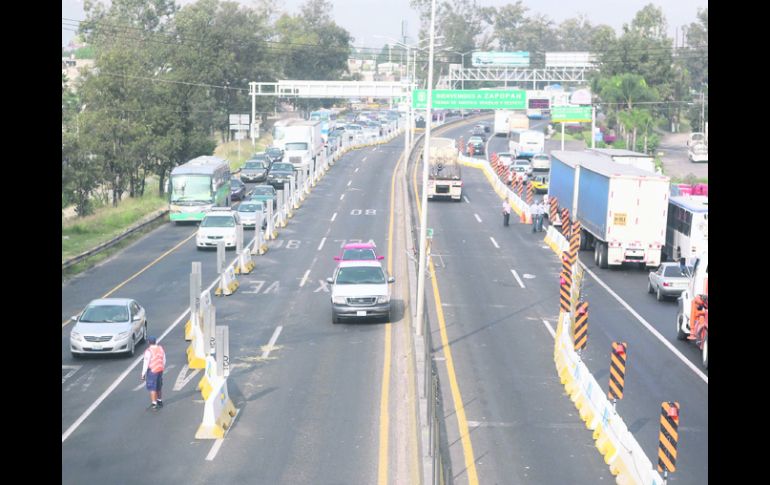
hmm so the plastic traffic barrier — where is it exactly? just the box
[195,356,237,440]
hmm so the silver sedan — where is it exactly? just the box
[648,263,692,301]
[69,298,148,358]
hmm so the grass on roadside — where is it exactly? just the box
[61,216,171,280]
[550,131,585,142]
[62,180,167,262]
[214,133,273,171]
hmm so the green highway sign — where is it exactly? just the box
[413,89,526,110]
[426,228,434,239]
[551,105,592,122]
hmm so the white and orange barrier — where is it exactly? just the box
[554,312,664,485]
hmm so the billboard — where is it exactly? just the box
[545,52,596,68]
[472,51,530,67]
[528,98,550,109]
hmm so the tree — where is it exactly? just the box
[79,0,179,204]
[684,8,708,88]
[487,1,528,50]
[598,74,658,146]
[274,0,352,82]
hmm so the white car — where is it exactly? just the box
[688,143,708,163]
[497,152,514,168]
[327,261,395,323]
[511,159,533,176]
[345,124,364,141]
[69,298,147,358]
[196,208,241,249]
[236,201,266,229]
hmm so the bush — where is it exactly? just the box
[634,133,660,154]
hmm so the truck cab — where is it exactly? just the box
[676,252,708,368]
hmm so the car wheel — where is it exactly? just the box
[594,243,600,265]
[127,336,135,357]
[648,281,654,294]
[676,313,687,340]
[656,287,664,302]
[701,332,708,369]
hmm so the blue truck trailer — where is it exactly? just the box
[549,151,670,269]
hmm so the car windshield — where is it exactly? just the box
[251,187,274,195]
[266,148,282,157]
[238,203,263,212]
[244,161,265,169]
[285,142,308,151]
[79,305,129,323]
[201,215,235,227]
[342,249,376,260]
[272,163,294,172]
[335,266,386,285]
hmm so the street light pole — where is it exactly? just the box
[415,0,438,337]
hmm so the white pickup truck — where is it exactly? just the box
[686,132,708,163]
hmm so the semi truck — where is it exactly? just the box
[427,137,462,201]
[494,110,529,136]
[272,119,323,177]
[676,251,708,369]
[549,150,670,269]
[587,148,657,174]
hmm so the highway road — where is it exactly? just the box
[434,124,705,484]
[62,115,707,484]
[62,134,419,484]
[410,117,613,484]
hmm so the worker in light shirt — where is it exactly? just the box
[141,336,166,409]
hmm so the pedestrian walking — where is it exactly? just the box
[502,200,511,227]
[537,200,548,232]
[531,200,541,233]
[141,336,166,409]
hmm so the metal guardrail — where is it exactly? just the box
[62,209,170,270]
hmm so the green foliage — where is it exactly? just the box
[74,46,95,59]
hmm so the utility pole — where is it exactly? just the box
[415,0,438,337]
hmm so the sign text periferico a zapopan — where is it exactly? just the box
[412,89,526,110]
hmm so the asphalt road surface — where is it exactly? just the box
[62,136,418,484]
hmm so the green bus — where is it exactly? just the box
[168,156,231,222]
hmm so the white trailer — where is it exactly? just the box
[587,148,657,174]
[272,119,323,176]
[550,150,670,268]
[494,110,529,136]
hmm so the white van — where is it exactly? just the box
[509,130,545,158]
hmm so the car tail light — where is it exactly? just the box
[663,282,671,287]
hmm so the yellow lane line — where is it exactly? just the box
[62,229,197,328]
[378,150,404,485]
[412,132,479,484]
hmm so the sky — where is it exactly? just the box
[63,0,707,49]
